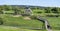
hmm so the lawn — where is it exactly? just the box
[0,25,46,31]
[0,14,60,31]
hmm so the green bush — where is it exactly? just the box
[0,18,3,25]
[46,14,59,17]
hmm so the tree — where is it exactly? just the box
[44,7,52,13]
[0,6,4,14]
[13,6,21,15]
[51,8,59,13]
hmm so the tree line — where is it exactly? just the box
[0,5,60,15]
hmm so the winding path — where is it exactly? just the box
[45,21,52,31]
[36,16,52,31]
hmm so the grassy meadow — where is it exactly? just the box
[0,5,60,31]
[0,14,60,31]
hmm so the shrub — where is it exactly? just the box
[0,18,3,25]
[30,15,37,19]
[46,14,59,17]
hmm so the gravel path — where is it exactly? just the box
[45,21,52,31]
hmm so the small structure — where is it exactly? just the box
[24,7,32,16]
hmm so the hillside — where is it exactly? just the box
[0,5,60,31]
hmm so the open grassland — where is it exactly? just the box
[0,14,60,31]
[0,25,45,31]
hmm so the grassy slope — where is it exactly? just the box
[0,14,43,31]
[45,17,60,29]
[43,17,60,31]
[0,14,60,31]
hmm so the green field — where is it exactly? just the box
[0,14,60,31]
[0,25,43,31]
[0,5,60,31]
[0,7,60,31]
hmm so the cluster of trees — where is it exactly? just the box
[0,5,23,15]
[44,7,60,13]
[0,5,60,16]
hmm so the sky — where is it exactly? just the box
[0,0,60,7]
